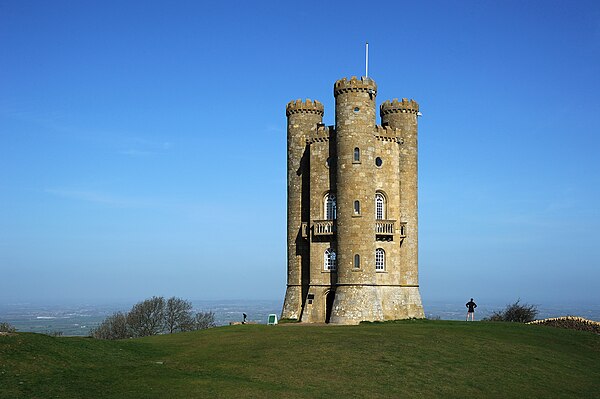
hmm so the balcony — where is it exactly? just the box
[313,220,335,236]
[376,220,406,239]
[310,219,406,239]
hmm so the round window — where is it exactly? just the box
[375,157,383,167]
[353,107,360,113]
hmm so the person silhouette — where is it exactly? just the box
[243,313,247,324]
[466,298,477,321]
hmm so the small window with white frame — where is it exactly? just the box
[375,248,385,271]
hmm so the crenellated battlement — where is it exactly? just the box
[373,125,403,143]
[308,125,335,144]
[334,76,377,97]
[286,99,324,117]
[380,98,419,115]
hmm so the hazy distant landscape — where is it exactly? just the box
[0,300,278,336]
[2,299,599,336]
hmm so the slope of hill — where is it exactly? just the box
[1,320,598,398]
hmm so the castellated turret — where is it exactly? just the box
[281,99,324,320]
[281,77,424,324]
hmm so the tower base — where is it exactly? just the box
[281,285,302,320]
[329,285,384,325]
[379,286,425,319]
[328,285,424,325]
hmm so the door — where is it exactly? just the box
[325,290,335,323]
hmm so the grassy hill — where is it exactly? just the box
[1,320,599,398]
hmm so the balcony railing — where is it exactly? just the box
[313,220,335,236]
[376,220,395,236]
[309,219,406,239]
[375,220,406,239]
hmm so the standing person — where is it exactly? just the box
[466,298,477,321]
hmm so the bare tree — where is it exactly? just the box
[165,297,194,333]
[0,322,16,333]
[90,312,130,340]
[194,311,216,330]
[127,296,166,337]
[90,296,217,340]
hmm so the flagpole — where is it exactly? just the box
[365,42,369,78]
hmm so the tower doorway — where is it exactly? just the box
[325,290,335,323]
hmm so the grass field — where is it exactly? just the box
[1,320,599,398]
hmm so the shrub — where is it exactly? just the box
[484,299,538,323]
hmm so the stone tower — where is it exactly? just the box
[281,76,424,324]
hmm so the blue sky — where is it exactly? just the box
[1,1,599,306]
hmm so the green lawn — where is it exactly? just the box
[1,320,599,398]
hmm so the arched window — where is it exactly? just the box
[375,248,385,271]
[354,254,360,268]
[353,200,360,215]
[324,193,336,220]
[354,147,360,162]
[324,248,337,271]
[375,193,385,220]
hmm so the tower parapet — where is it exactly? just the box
[334,76,377,97]
[373,125,402,143]
[286,99,324,116]
[380,98,419,115]
[308,125,334,143]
